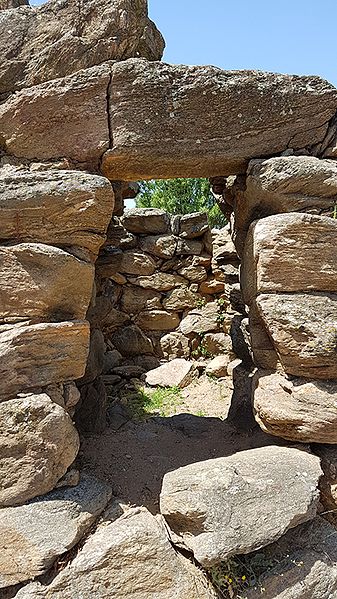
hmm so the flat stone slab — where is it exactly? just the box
[160,446,322,567]
[145,358,197,388]
[102,60,337,179]
[0,474,112,588]
[15,506,218,599]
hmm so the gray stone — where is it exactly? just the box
[103,350,122,373]
[121,286,162,313]
[102,61,337,180]
[78,329,105,385]
[112,325,153,356]
[162,288,200,311]
[0,393,79,507]
[15,506,218,599]
[0,475,112,588]
[180,302,220,336]
[244,518,337,599]
[139,235,177,258]
[76,377,107,434]
[160,446,321,567]
[160,332,191,360]
[179,212,209,239]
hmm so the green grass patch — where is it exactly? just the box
[123,386,183,420]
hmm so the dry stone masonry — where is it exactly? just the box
[1,0,337,597]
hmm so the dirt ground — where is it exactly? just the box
[80,375,282,513]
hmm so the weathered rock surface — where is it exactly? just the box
[102,61,337,180]
[0,0,28,8]
[235,156,337,245]
[244,518,337,599]
[313,445,337,527]
[160,446,321,567]
[162,287,199,310]
[0,244,94,322]
[178,212,209,238]
[15,506,218,599]
[76,376,107,434]
[78,329,105,385]
[0,169,114,257]
[112,325,153,356]
[0,0,164,94]
[242,213,337,305]
[146,358,197,388]
[0,66,110,167]
[203,332,233,356]
[0,321,90,399]
[0,474,112,588]
[253,371,337,443]
[160,332,190,360]
[134,310,180,331]
[0,393,79,507]
[121,208,170,234]
[139,234,177,258]
[180,302,220,336]
[129,272,186,291]
[121,286,162,313]
[205,355,231,377]
[256,293,337,378]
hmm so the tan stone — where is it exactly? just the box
[205,355,231,377]
[139,235,177,258]
[0,393,79,507]
[256,293,337,378]
[0,475,112,588]
[313,445,337,527]
[0,0,164,92]
[0,244,94,322]
[0,66,110,167]
[178,212,209,238]
[15,506,217,599]
[203,332,233,356]
[180,302,220,336]
[234,156,337,251]
[121,208,170,234]
[253,371,337,443]
[102,61,336,180]
[242,213,337,305]
[121,286,162,313]
[129,272,187,291]
[134,310,180,331]
[0,321,90,400]
[177,264,208,282]
[0,168,114,258]
[199,278,226,294]
[116,251,157,276]
[160,332,190,360]
[162,287,199,311]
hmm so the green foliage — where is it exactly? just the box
[136,178,227,228]
[125,386,183,419]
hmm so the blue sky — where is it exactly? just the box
[31,0,337,87]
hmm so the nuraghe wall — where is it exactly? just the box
[1,0,337,597]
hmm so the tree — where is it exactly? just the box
[136,178,227,228]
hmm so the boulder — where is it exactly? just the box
[146,358,197,388]
[0,66,110,168]
[160,332,190,360]
[0,168,114,258]
[118,250,157,276]
[129,272,187,291]
[162,287,200,311]
[102,60,337,180]
[0,243,94,322]
[0,0,164,94]
[178,213,209,238]
[180,302,220,336]
[0,321,90,400]
[176,238,204,255]
[0,474,112,588]
[242,213,337,305]
[205,355,231,377]
[112,325,153,356]
[121,208,170,234]
[139,235,177,258]
[253,371,337,443]
[121,286,162,313]
[256,292,337,378]
[234,156,337,246]
[160,446,321,567]
[14,506,217,599]
[134,310,180,331]
[0,393,79,507]
[244,518,337,599]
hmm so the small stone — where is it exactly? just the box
[179,212,209,239]
[205,355,231,377]
[146,358,197,388]
[139,235,177,258]
[134,310,180,331]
